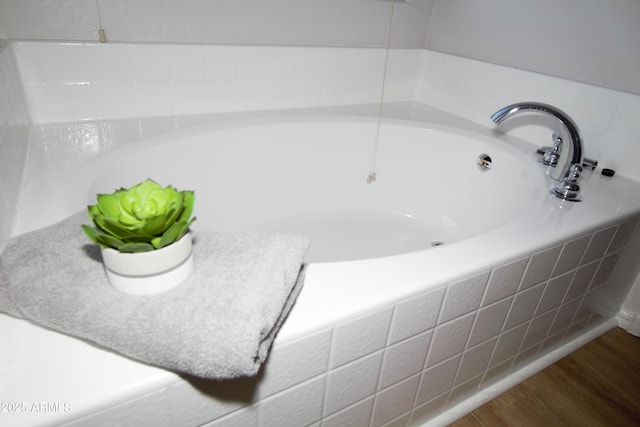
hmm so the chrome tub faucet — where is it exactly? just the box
[491,102,584,202]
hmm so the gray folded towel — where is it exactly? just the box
[0,212,309,379]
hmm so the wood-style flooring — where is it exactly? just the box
[451,327,640,426]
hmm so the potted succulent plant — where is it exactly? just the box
[81,179,196,294]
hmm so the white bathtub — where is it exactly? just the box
[69,116,538,263]
[3,105,640,426]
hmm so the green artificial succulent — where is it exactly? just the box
[82,179,196,253]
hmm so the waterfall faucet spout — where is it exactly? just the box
[491,102,584,202]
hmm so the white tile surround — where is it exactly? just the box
[2,40,640,426]
[0,42,30,241]
[12,41,419,123]
[8,40,640,184]
[6,214,636,427]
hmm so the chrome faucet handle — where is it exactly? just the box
[538,133,563,166]
[553,163,583,201]
[568,163,582,181]
[538,146,598,171]
[491,102,584,202]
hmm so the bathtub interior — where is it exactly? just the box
[67,118,540,262]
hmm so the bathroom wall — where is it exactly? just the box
[1,0,638,97]
[427,0,640,95]
[0,41,31,241]
[0,0,434,48]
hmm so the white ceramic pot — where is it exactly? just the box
[101,232,193,295]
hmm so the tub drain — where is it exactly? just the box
[431,241,445,247]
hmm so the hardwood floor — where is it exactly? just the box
[451,327,640,426]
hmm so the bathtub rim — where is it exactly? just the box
[59,113,544,261]
[5,105,640,342]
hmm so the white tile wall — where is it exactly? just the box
[371,374,420,426]
[454,337,496,386]
[416,355,461,405]
[521,310,556,350]
[324,351,382,416]
[416,50,640,182]
[438,272,489,323]
[22,213,640,426]
[322,397,374,427]
[379,331,431,389]
[0,0,434,48]
[467,297,512,347]
[552,235,591,276]
[503,283,546,329]
[582,226,617,264]
[330,307,393,368]
[8,40,640,188]
[427,313,475,366]
[255,328,332,399]
[0,42,31,241]
[519,245,563,290]
[12,41,420,124]
[259,376,325,427]
[536,271,573,315]
[482,257,527,306]
[388,287,445,345]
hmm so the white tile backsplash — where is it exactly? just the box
[237,46,270,111]
[8,40,640,183]
[12,42,424,123]
[0,42,30,241]
[204,45,240,112]
[416,50,640,182]
[267,47,298,109]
